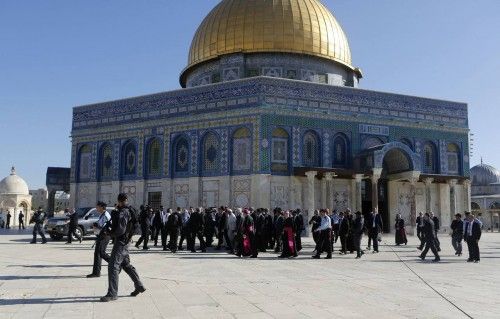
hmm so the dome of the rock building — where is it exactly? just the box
[470,163,500,186]
[0,167,30,195]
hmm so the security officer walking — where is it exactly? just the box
[66,208,82,244]
[30,207,47,244]
[87,201,111,278]
[101,193,145,302]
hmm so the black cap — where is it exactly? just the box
[117,193,128,202]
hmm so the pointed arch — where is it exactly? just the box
[121,140,138,177]
[146,137,162,177]
[201,131,221,175]
[77,144,92,182]
[423,141,438,174]
[98,143,113,180]
[172,134,190,176]
[231,127,251,173]
[333,133,349,168]
[302,130,321,167]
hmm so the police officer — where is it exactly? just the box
[101,193,145,302]
[135,205,152,250]
[30,207,47,244]
[87,201,111,278]
[66,208,82,244]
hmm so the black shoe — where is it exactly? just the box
[135,244,140,249]
[474,260,480,263]
[86,274,100,278]
[417,246,422,251]
[278,255,285,258]
[178,246,183,251]
[142,247,149,250]
[250,255,257,258]
[419,255,425,260]
[311,255,320,259]
[100,295,117,302]
[65,242,71,244]
[432,258,440,262]
[355,256,361,259]
[467,259,473,262]
[437,248,441,252]
[79,237,82,243]
[131,286,146,297]
[41,241,47,244]
[324,255,332,259]
[190,250,196,253]
[30,241,36,244]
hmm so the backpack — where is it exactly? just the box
[125,206,139,244]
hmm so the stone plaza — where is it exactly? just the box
[0,229,498,319]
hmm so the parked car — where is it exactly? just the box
[44,207,113,241]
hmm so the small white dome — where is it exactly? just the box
[0,167,30,195]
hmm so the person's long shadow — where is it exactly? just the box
[0,296,126,305]
[0,275,84,280]
[7,264,92,268]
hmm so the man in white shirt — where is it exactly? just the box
[312,210,332,259]
[87,201,111,278]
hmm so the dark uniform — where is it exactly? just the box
[167,211,181,252]
[419,217,440,261]
[66,211,82,243]
[273,213,284,253]
[135,207,152,250]
[338,215,350,254]
[30,210,47,244]
[464,219,481,262]
[88,210,111,278]
[450,217,464,256]
[352,213,364,258]
[6,212,11,229]
[18,211,25,229]
[432,215,441,251]
[188,209,206,252]
[101,204,145,302]
[293,211,304,252]
[152,210,162,247]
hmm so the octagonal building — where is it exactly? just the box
[70,0,471,232]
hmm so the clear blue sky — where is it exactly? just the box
[1,0,499,188]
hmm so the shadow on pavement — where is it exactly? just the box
[0,275,84,281]
[7,264,92,268]
[0,296,102,305]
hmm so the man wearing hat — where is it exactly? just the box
[450,213,464,256]
[101,193,145,302]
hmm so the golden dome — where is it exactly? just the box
[184,0,353,74]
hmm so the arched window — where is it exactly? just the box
[146,138,162,177]
[423,142,438,174]
[232,127,251,172]
[271,128,289,173]
[447,143,460,174]
[173,136,189,174]
[78,145,92,181]
[99,143,113,180]
[333,134,349,167]
[202,132,220,173]
[122,140,137,177]
[362,136,384,150]
[400,138,413,151]
[302,131,320,167]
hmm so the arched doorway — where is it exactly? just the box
[361,143,418,232]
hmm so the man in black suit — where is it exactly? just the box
[152,208,163,247]
[430,212,441,251]
[464,212,482,263]
[368,208,383,253]
[338,212,350,254]
[66,208,82,244]
[416,212,425,250]
[450,213,464,256]
[419,213,440,262]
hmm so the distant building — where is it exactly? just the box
[30,188,48,211]
[471,161,500,230]
[54,191,70,213]
[0,167,32,226]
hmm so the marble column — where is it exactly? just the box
[448,179,458,220]
[409,176,419,235]
[354,174,363,213]
[463,179,471,212]
[305,171,317,237]
[424,178,434,213]
[324,172,335,211]
[320,176,327,209]
[371,168,382,213]
[305,171,317,216]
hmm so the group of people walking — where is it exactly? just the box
[132,205,305,259]
[16,194,485,303]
